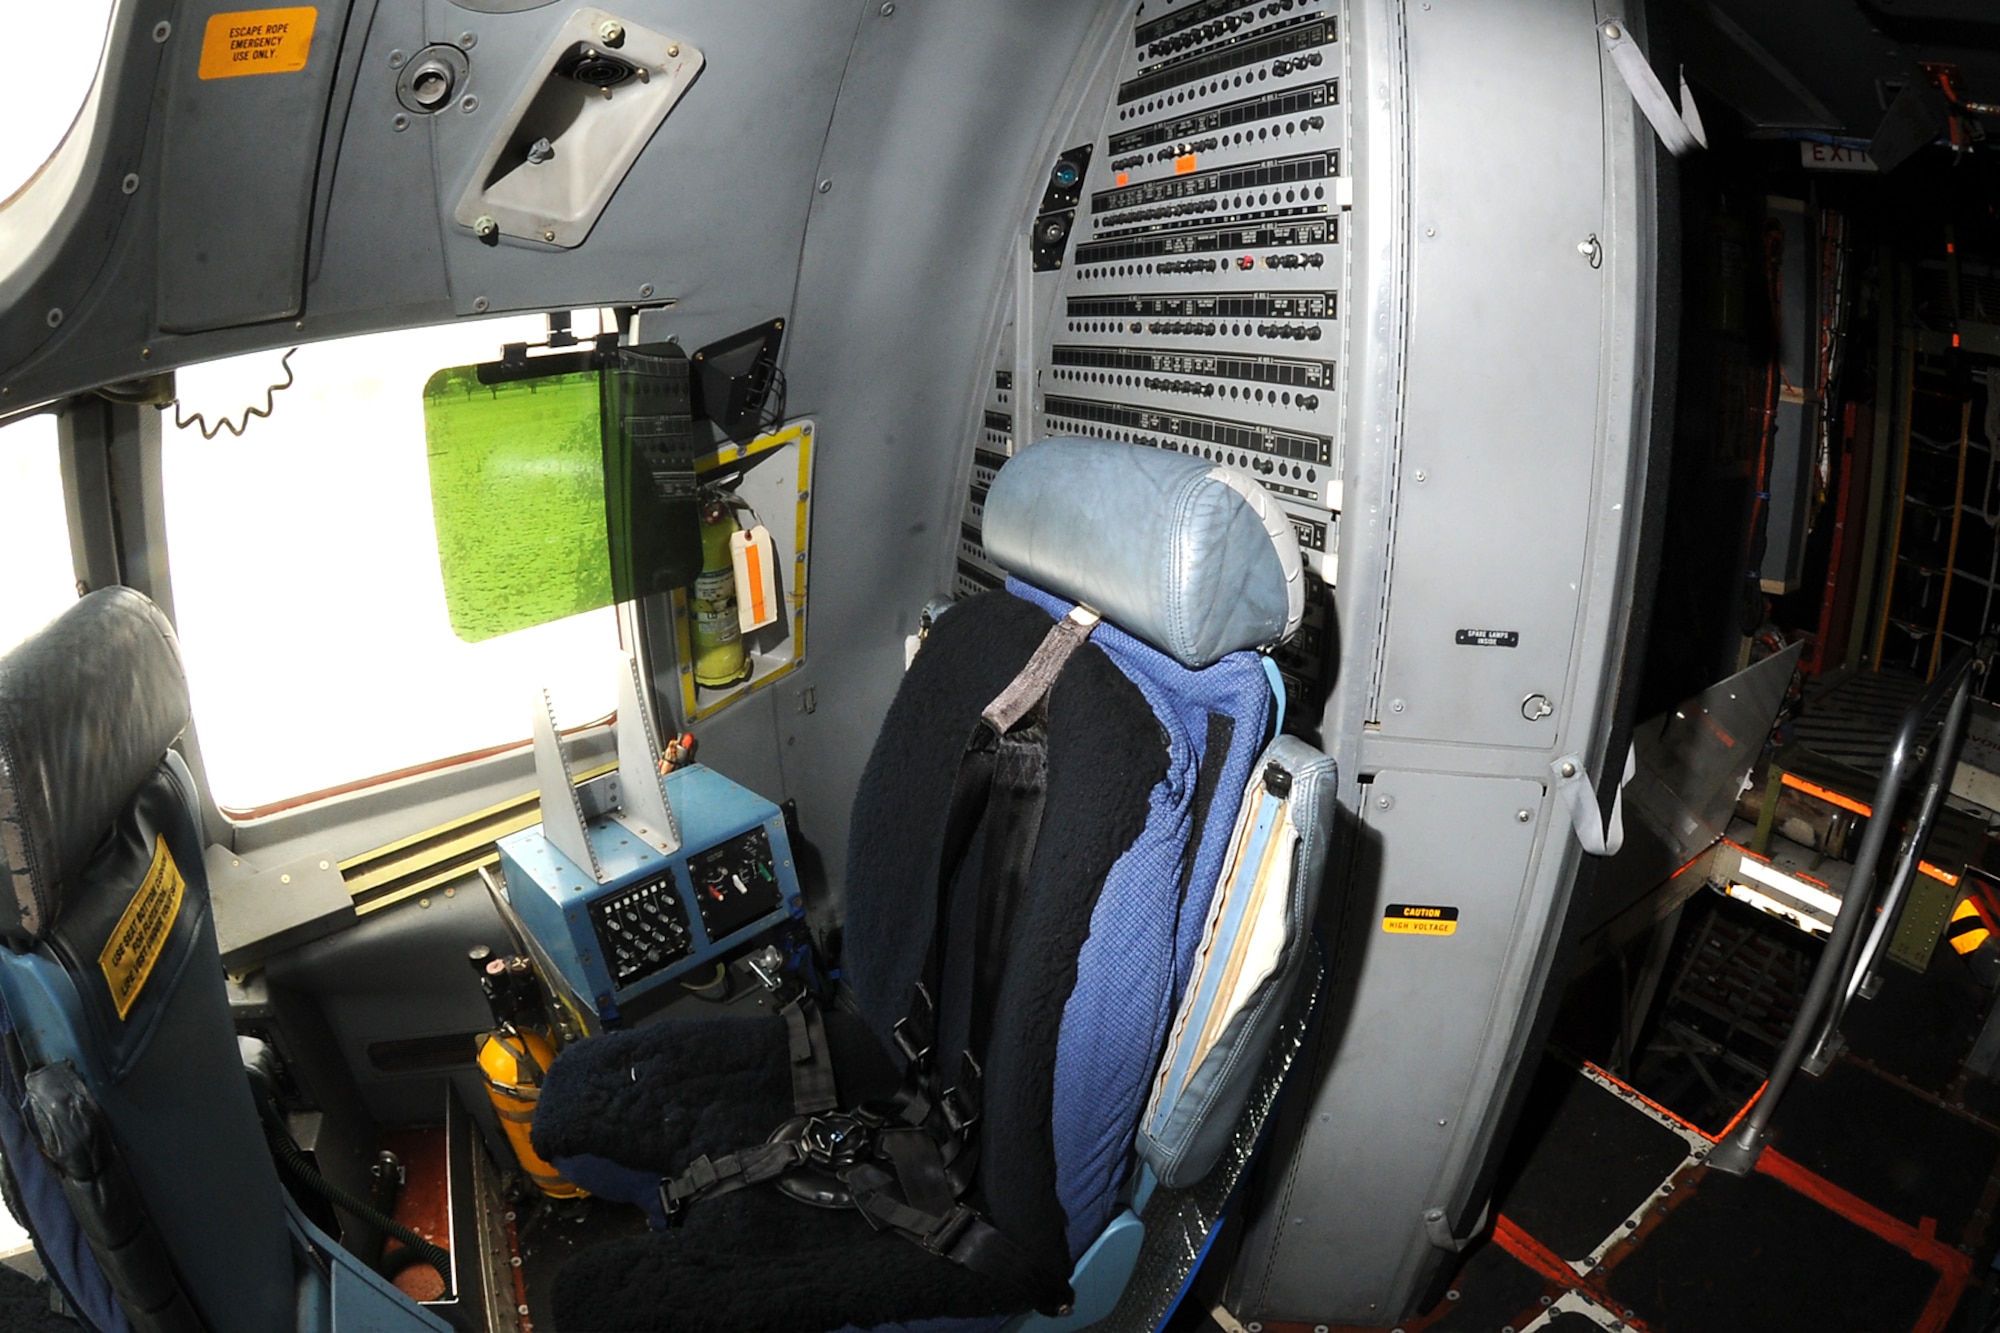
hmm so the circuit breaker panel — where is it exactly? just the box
[957,0,1344,736]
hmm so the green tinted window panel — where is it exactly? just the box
[423,343,698,643]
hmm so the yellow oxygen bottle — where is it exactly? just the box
[692,499,752,688]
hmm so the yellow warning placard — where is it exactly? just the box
[1383,903,1458,937]
[98,836,185,1021]
[199,8,317,80]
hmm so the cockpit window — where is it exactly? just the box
[0,2,116,204]
[0,415,81,656]
[162,318,621,815]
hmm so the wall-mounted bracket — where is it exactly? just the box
[454,8,705,249]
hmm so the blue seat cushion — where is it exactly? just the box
[1008,581,1274,1253]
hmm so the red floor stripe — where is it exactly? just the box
[1757,1148,1972,1333]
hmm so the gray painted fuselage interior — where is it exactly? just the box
[0,0,1659,1325]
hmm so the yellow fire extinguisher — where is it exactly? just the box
[692,498,752,688]
[470,948,585,1199]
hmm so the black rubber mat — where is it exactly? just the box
[1423,1240,1548,1333]
[1842,950,1989,1094]
[1769,1059,2000,1247]
[1605,1169,1940,1333]
[1492,1061,1691,1261]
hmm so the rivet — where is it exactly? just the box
[388,49,406,68]
[1424,226,1435,237]
[817,178,833,194]
[445,887,455,898]
[518,1306,530,1317]
[461,94,479,113]
[881,1,895,12]
[319,861,330,870]
[121,173,139,195]
[152,20,172,42]
[473,296,490,312]
[140,347,152,359]
[392,113,410,132]
[1424,1208,1443,1222]
[1517,809,1532,822]
[510,1254,522,1266]
[419,898,431,908]
[1413,468,1427,482]
[543,229,556,242]
[459,31,478,48]
[1604,23,1622,38]
[639,283,656,298]
[45,308,62,328]
[1376,794,1393,810]
[281,874,291,884]
[1561,761,1578,778]
[1389,698,1405,713]
[667,41,681,57]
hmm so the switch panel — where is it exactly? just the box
[960,0,1346,737]
[589,872,694,990]
[688,826,785,941]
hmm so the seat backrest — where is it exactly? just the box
[844,438,1304,1278]
[0,588,292,1333]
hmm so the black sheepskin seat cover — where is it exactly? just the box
[537,591,1168,1332]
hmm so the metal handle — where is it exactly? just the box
[1709,640,1992,1175]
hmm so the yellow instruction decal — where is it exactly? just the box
[98,836,185,1021]
[1383,903,1458,937]
[198,8,317,80]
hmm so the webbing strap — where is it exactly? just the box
[980,605,1100,732]
[848,1164,1074,1316]
[784,996,839,1115]
[661,1141,801,1216]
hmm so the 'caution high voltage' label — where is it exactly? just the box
[99,836,185,1020]
[1383,903,1459,937]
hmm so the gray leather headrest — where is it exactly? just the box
[982,438,1305,669]
[0,588,190,940]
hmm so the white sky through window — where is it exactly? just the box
[163,317,623,811]
[0,2,116,203]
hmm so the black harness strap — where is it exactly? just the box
[784,994,839,1116]
[658,607,1101,1318]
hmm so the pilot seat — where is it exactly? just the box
[530,437,1339,1332]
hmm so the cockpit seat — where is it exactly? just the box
[531,437,1336,1332]
[0,587,446,1333]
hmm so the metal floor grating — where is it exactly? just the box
[1791,668,1933,776]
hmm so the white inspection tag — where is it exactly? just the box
[730,525,780,634]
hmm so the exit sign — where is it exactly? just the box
[1800,142,1876,172]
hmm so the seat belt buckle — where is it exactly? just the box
[658,1181,687,1228]
[894,985,936,1065]
[919,1203,976,1257]
[941,1051,982,1134]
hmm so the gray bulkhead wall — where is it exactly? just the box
[1232,0,1659,1324]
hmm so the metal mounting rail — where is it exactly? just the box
[1709,639,1994,1176]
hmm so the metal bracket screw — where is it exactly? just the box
[121,173,139,194]
[597,19,625,46]
[472,216,498,239]
[152,20,171,42]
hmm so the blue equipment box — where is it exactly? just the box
[496,764,802,1022]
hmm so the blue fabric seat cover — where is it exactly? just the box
[1007,580,1273,1255]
